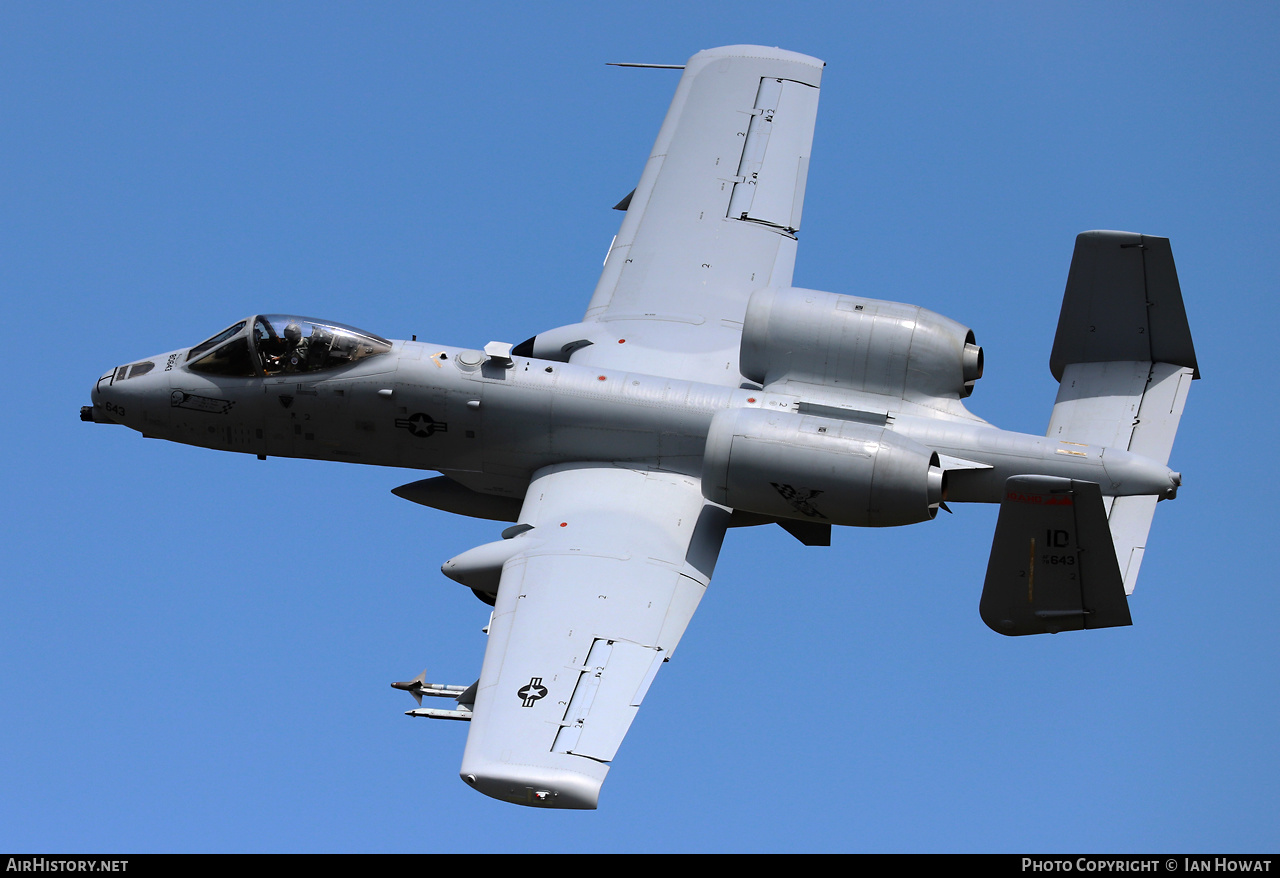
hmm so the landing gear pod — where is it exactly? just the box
[702,408,945,527]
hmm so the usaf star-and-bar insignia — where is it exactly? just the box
[517,678,548,707]
[395,412,448,438]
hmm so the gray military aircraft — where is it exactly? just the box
[83,46,1197,810]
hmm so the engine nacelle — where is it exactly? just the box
[702,408,946,527]
[740,287,984,399]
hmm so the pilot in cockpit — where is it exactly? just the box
[200,314,390,378]
[281,322,310,373]
[256,322,286,375]
[258,321,310,374]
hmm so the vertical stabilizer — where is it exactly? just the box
[981,476,1131,636]
[1049,231,1198,381]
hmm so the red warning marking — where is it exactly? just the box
[617,338,626,344]
[747,397,757,403]
[560,522,568,527]
[597,375,607,381]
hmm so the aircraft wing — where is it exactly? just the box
[573,46,824,386]
[458,463,731,808]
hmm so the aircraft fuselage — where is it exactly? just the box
[89,337,1178,510]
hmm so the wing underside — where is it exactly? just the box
[458,463,730,808]
[573,46,824,385]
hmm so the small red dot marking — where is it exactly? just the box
[618,338,626,344]
[597,375,606,381]
[747,397,757,403]
[560,522,568,527]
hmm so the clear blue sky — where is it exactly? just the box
[3,2,1276,853]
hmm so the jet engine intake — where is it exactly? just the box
[740,287,983,400]
[702,408,945,527]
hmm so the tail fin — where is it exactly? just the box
[1046,231,1199,593]
[981,476,1131,636]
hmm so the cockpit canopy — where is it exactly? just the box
[187,315,392,378]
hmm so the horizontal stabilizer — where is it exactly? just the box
[1049,361,1194,464]
[1050,231,1198,381]
[1106,494,1159,596]
[1045,231,1198,595]
[1068,362,1189,595]
[981,476,1131,636]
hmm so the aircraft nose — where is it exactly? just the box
[86,359,169,431]
[84,371,119,423]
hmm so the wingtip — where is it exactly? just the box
[459,759,602,810]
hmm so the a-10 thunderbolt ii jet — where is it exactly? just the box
[83,46,1198,809]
